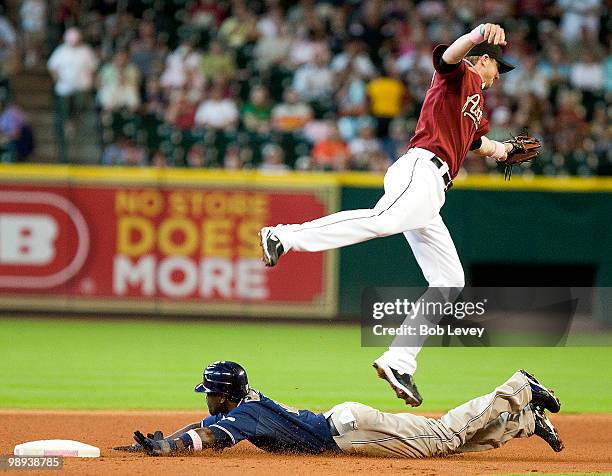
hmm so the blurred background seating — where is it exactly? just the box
[0,0,608,176]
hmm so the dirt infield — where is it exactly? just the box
[1,411,611,475]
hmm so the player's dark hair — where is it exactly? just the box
[465,55,482,66]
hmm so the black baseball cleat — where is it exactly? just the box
[532,405,564,452]
[520,369,561,413]
[259,227,284,267]
[373,359,423,406]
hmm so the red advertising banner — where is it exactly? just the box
[0,166,339,317]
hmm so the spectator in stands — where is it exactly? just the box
[555,89,589,131]
[348,122,383,170]
[257,2,284,38]
[122,136,147,166]
[311,124,350,171]
[165,89,198,131]
[142,77,166,117]
[101,134,146,166]
[223,144,245,170]
[183,60,206,102]
[258,143,288,172]
[97,49,141,112]
[160,37,202,91]
[331,37,377,80]
[102,133,122,164]
[514,92,547,131]
[212,76,236,98]
[326,5,349,52]
[549,89,589,160]
[605,44,612,97]
[253,20,292,71]
[242,85,272,135]
[187,0,227,32]
[271,88,313,133]
[187,143,210,168]
[367,149,391,173]
[366,58,407,138]
[218,1,258,50]
[557,0,602,45]
[537,45,571,96]
[101,136,126,165]
[286,0,317,26]
[0,96,32,162]
[151,149,169,168]
[292,49,335,116]
[99,12,138,63]
[396,41,435,76]
[194,83,238,131]
[503,56,550,101]
[48,27,98,163]
[589,105,610,174]
[404,66,431,112]
[20,0,46,68]
[289,24,328,67]
[569,49,605,118]
[335,61,369,141]
[349,0,390,67]
[426,8,464,44]
[81,10,104,49]
[201,39,236,81]
[391,11,426,61]
[0,9,17,92]
[57,0,79,32]
[130,20,159,81]
[486,90,514,138]
[383,118,411,163]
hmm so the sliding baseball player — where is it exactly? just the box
[123,360,563,458]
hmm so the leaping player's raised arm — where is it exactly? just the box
[439,23,512,161]
[442,23,507,65]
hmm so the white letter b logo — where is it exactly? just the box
[0,214,58,265]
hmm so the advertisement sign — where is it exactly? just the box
[0,167,339,317]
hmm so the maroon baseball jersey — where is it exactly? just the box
[409,44,490,178]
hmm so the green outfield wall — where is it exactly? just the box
[338,176,612,322]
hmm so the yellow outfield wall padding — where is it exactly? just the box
[0,164,610,192]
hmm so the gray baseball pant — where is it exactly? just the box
[325,371,535,458]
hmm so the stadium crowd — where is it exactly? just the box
[1,0,610,176]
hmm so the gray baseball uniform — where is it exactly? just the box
[325,371,534,458]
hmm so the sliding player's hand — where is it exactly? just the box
[133,430,163,456]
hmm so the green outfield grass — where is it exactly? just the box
[1,317,611,413]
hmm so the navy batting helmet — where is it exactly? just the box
[194,361,249,402]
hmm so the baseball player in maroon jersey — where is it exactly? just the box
[260,24,515,406]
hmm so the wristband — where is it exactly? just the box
[490,140,506,160]
[469,24,485,44]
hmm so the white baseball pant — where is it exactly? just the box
[271,147,465,375]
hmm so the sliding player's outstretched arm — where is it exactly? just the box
[134,426,224,456]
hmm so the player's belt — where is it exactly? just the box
[430,155,453,192]
[326,416,340,437]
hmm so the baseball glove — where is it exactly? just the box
[500,134,542,180]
